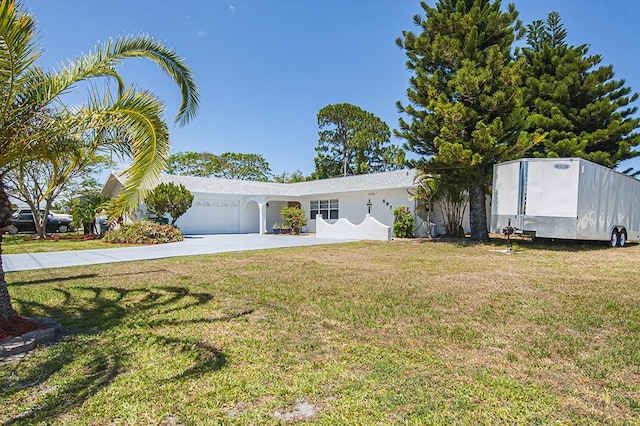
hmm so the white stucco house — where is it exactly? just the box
[102,169,470,237]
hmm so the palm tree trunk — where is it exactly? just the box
[0,177,17,321]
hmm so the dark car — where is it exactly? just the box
[8,210,75,234]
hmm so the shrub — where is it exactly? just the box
[103,220,184,244]
[393,206,414,238]
[280,206,308,234]
[145,182,194,225]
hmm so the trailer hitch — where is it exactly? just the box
[502,219,517,254]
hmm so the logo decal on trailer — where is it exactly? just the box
[554,163,570,170]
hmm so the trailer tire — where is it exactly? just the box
[610,230,619,248]
[618,229,627,247]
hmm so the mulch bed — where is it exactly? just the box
[0,315,43,342]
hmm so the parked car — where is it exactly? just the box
[8,210,75,234]
[13,208,73,221]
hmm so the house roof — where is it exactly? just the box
[286,169,417,196]
[104,169,418,198]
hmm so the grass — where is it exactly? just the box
[2,234,129,254]
[1,239,639,424]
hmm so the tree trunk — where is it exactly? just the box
[30,202,47,239]
[468,182,489,241]
[0,177,17,321]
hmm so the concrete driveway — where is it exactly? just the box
[3,234,356,272]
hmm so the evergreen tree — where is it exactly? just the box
[396,0,533,241]
[521,12,640,167]
[313,103,405,179]
[145,182,194,226]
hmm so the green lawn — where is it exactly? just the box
[2,234,129,254]
[1,239,639,424]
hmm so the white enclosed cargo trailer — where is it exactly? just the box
[490,158,640,247]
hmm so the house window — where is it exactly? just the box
[310,199,339,220]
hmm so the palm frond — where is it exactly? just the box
[75,87,169,216]
[49,34,199,126]
[0,0,42,168]
[0,0,41,121]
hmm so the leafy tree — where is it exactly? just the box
[0,0,198,321]
[520,12,640,167]
[273,170,308,183]
[166,152,225,177]
[145,182,194,225]
[6,130,114,238]
[313,103,405,179]
[166,151,272,181]
[219,152,272,181]
[70,188,112,235]
[396,0,535,241]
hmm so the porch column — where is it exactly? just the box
[258,201,267,234]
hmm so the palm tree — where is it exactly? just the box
[0,0,199,321]
[409,171,440,237]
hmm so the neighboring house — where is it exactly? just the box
[102,169,471,236]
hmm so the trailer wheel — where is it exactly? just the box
[610,230,619,248]
[618,229,627,247]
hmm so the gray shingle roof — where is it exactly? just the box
[286,169,418,196]
[108,169,418,197]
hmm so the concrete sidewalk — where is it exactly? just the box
[3,234,356,272]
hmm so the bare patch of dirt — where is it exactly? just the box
[272,398,318,421]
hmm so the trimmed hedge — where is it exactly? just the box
[103,220,184,244]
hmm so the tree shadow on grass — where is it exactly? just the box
[8,269,173,287]
[7,273,99,287]
[494,237,617,252]
[426,236,614,252]
[1,280,251,425]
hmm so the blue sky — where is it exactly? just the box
[24,1,640,178]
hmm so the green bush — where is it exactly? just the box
[280,206,308,234]
[103,220,184,244]
[393,206,415,238]
[145,182,194,225]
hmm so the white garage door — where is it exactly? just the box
[175,199,240,234]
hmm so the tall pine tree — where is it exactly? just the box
[521,12,640,167]
[396,0,533,240]
[313,103,404,179]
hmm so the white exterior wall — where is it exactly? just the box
[239,199,260,233]
[300,188,414,233]
[265,200,288,232]
[316,215,391,241]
